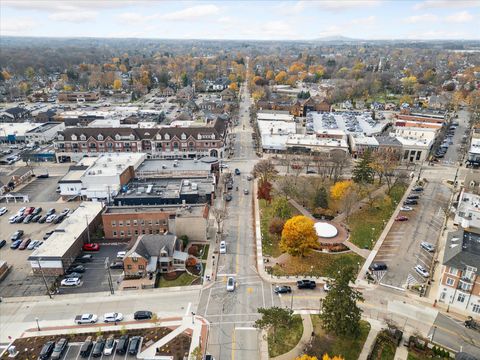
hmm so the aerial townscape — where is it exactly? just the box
[0,1,480,360]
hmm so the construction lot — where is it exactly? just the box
[373,179,451,289]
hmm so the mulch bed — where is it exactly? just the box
[156,333,191,359]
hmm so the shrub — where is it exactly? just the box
[188,245,198,256]
[186,257,197,267]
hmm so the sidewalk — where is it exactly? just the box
[271,314,313,360]
[357,319,383,360]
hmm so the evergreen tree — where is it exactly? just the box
[320,266,364,337]
[314,187,328,209]
[352,150,375,184]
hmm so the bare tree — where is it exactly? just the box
[211,206,229,235]
[330,149,350,182]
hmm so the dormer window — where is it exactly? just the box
[129,134,135,140]
[164,133,170,140]
[181,133,186,140]
[115,134,121,141]
[80,134,86,141]
[197,134,202,140]
[71,134,77,141]
[98,134,103,141]
[58,134,64,141]
[156,133,162,140]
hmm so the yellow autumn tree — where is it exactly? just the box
[252,88,265,102]
[63,84,73,91]
[266,70,275,80]
[1,70,12,80]
[119,64,128,73]
[296,355,318,360]
[330,180,353,201]
[400,76,417,94]
[280,215,318,257]
[113,79,122,90]
[228,82,239,91]
[275,71,288,84]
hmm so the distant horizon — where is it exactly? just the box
[1,0,479,41]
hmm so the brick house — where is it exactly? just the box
[54,118,227,162]
[58,92,99,102]
[123,234,188,278]
[437,229,480,316]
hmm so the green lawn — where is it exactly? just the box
[369,331,397,360]
[270,251,364,277]
[347,184,407,249]
[156,273,198,288]
[310,316,371,360]
[407,353,430,360]
[200,244,210,260]
[268,315,303,357]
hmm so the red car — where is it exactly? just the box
[395,216,409,222]
[83,243,100,252]
[24,207,35,215]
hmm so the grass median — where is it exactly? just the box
[268,314,303,357]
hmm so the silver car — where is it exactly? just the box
[420,242,435,252]
[414,265,429,278]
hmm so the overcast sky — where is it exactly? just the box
[1,0,479,40]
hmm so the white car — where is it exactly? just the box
[0,207,7,216]
[9,215,19,224]
[27,240,39,250]
[400,206,413,211]
[414,265,429,278]
[116,251,126,260]
[226,277,235,292]
[46,214,57,223]
[219,241,227,254]
[103,312,124,323]
[61,278,81,286]
[103,336,116,355]
[323,282,332,292]
[18,207,26,214]
[420,242,435,252]
[220,163,229,169]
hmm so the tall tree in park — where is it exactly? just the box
[320,266,364,337]
[253,160,278,184]
[257,180,273,202]
[330,180,359,219]
[313,187,329,209]
[280,215,317,257]
[352,150,375,184]
[254,307,293,343]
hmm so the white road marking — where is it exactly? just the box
[235,327,257,331]
[204,288,212,316]
[185,302,192,316]
[261,281,265,308]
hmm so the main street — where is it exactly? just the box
[197,76,281,360]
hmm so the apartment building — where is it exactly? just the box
[55,118,227,162]
[58,91,99,102]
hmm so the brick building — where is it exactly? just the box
[58,91,100,102]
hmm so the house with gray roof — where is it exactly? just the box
[124,234,188,278]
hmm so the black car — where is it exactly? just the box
[128,336,141,355]
[53,214,65,224]
[46,208,56,216]
[369,262,388,271]
[110,261,124,269]
[32,207,42,215]
[407,195,419,200]
[11,230,24,241]
[92,336,105,358]
[404,200,418,205]
[39,341,55,360]
[412,187,424,192]
[80,336,93,358]
[225,194,233,202]
[234,168,241,175]
[274,285,292,294]
[78,254,93,263]
[51,338,68,360]
[43,231,54,240]
[116,335,129,354]
[15,215,26,223]
[296,280,316,289]
[32,214,42,223]
[134,311,153,320]
[23,214,34,224]
[0,239,6,249]
[38,215,48,224]
[67,265,86,273]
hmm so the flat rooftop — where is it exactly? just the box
[25,122,62,134]
[257,111,295,122]
[0,122,40,136]
[29,202,103,259]
[308,111,388,136]
[104,204,207,216]
[83,153,146,177]
[136,157,217,177]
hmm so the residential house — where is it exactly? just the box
[160,87,175,97]
[177,86,195,101]
[220,88,236,102]
[123,234,188,278]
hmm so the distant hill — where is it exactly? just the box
[313,35,358,42]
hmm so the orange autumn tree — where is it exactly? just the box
[280,215,317,257]
[296,355,344,360]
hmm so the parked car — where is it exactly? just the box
[46,208,56,215]
[34,241,43,249]
[103,335,116,355]
[400,206,413,211]
[219,241,227,254]
[407,195,419,200]
[15,215,25,223]
[78,254,93,263]
[110,261,124,269]
[38,215,48,223]
[92,336,105,358]
[420,242,435,252]
[116,251,126,260]
[235,168,241,175]
[128,336,141,355]
[61,278,81,286]
[404,200,418,205]
[10,240,22,249]
[246,174,253,181]
[116,335,129,354]
[273,285,292,294]
[11,230,24,241]
[65,272,83,279]
[323,282,332,292]
[24,207,35,215]
[39,341,55,360]
[83,243,100,251]
[134,311,153,320]
[296,280,316,289]
[32,207,42,215]
[46,214,56,223]
[395,216,409,222]
[32,214,42,223]
[68,265,86,273]
[103,312,124,323]
[369,262,388,271]
[75,313,98,324]
[27,240,39,250]
[225,193,233,202]
[51,338,68,360]
[226,276,235,291]
[61,208,70,215]
[53,214,65,224]
[9,215,19,224]
[243,189,249,195]
[414,265,429,278]
[23,214,34,224]
[0,239,6,249]
[0,207,7,216]
[80,336,93,358]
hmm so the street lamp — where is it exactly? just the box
[191,312,195,325]
[35,317,40,331]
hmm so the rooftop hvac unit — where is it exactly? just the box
[191,183,198,190]
[184,180,190,186]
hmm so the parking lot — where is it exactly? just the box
[56,339,142,360]
[373,179,450,289]
[19,176,62,202]
[59,244,126,295]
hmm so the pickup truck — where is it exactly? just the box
[75,314,98,324]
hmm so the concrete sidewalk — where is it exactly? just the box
[271,314,313,360]
[358,319,383,360]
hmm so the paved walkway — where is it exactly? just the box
[271,314,313,360]
[358,319,383,360]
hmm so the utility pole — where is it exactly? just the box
[105,257,114,295]
[37,259,52,299]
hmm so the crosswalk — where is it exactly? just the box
[372,270,387,282]
[406,273,420,287]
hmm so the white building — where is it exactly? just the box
[285,134,349,154]
[25,122,65,144]
[257,110,295,122]
[257,120,296,152]
[467,138,480,166]
[396,136,433,163]
[349,134,379,158]
[58,153,146,201]
[307,111,389,136]
[0,123,43,143]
